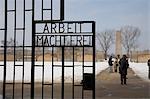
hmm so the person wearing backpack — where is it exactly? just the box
[108,56,113,73]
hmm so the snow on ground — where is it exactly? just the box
[0,62,149,83]
[129,62,150,82]
[0,62,108,83]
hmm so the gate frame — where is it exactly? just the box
[1,0,96,98]
[32,20,96,99]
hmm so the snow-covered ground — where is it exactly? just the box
[0,62,149,83]
[129,62,150,82]
[0,62,108,83]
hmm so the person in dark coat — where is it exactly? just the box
[119,55,129,85]
[108,56,113,73]
[147,59,150,79]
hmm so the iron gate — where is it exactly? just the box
[0,0,95,99]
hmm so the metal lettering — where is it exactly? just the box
[67,23,73,33]
[41,23,85,33]
[76,36,82,46]
[51,23,57,33]
[36,22,93,47]
[43,36,50,46]
[43,23,50,33]
[59,23,65,33]
[36,36,43,46]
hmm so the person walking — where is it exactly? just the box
[147,59,150,79]
[108,56,113,73]
[119,55,129,85]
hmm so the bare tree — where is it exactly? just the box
[1,38,18,54]
[97,30,114,60]
[1,37,18,48]
[1,38,18,46]
[121,25,140,56]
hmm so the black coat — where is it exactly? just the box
[108,57,113,66]
[119,57,129,75]
[148,59,150,66]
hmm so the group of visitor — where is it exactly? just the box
[108,54,129,85]
[108,55,150,85]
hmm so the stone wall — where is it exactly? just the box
[0,50,105,62]
[131,51,150,63]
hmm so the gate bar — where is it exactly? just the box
[31,0,35,98]
[82,46,84,99]
[52,47,54,98]
[72,47,75,99]
[22,0,26,98]
[92,21,96,99]
[13,0,17,98]
[3,0,7,98]
[60,0,64,20]
[62,47,65,99]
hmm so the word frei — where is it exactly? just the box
[35,22,93,46]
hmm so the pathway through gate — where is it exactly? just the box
[96,68,150,98]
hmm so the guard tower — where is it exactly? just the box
[115,31,122,56]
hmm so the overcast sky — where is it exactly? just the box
[0,0,149,52]
[65,0,150,51]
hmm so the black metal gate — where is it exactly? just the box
[0,0,95,99]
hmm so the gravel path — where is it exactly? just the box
[95,68,150,99]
